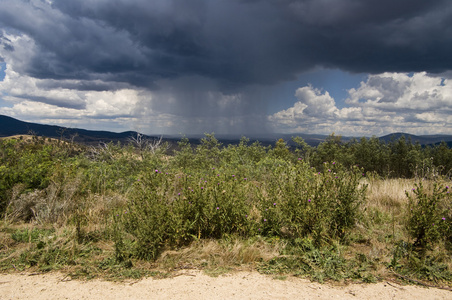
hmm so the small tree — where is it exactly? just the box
[292,136,313,163]
[195,133,222,168]
[271,138,291,160]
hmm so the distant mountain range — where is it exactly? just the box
[1,114,452,147]
[377,132,452,147]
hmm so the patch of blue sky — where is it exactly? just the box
[0,62,12,108]
[0,62,6,81]
[266,69,367,113]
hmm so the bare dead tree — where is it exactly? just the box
[146,136,165,154]
[128,133,167,158]
[129,133,146,153]
[87,142,115,162]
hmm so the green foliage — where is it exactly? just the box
[1,226,102,273]
[292,136,313,164]
[11,228,55,243]
[258,237,377,283]
[113,155,366,261]
[311,133,344,169]
[431,142,452,175]
[220,137,268,176]
[0,138,78,216]
[2,133,452,284]
[256,161,367,244]
[120,169,254,260]
[194,133,222,169]
[123,186,170,260]
[389,240,452,283]
[406,182,451,251]
[173,137,196,170]
[271,139,292,160]
[349,137,390,175]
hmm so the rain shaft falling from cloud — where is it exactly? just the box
[0,0,451,135]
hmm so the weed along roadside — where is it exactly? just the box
[0,133,451,290]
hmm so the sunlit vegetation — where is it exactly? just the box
[0,133,451,286]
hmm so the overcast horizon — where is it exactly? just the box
[1,0,452,137]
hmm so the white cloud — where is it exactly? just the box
[268,85,338,130]
[2,30,451,137]
[0,34,153,132]
[294,85,338,118]
[0,63,142,121]
[84,89,141,117]
[0,34,266,135]
[347,72,452,111]
[269,72,452,136]
[0,31,183,134]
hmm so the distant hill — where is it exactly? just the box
[1,115,452,147]
[378,132,452,147]
[0,115,157,145]
[0,115,333,147]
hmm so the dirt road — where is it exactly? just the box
[1,271,451,299]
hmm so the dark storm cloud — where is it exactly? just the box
[0,31,14,54]
[365,76,410,103]
[36,79,131,92]
[13,94,86,110]
[1,0,452,90]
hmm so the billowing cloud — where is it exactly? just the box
[270,72,452,136]
[347,72,452,111]
[2,0,451,87]
[0,0,452,135]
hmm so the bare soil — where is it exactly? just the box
[1,271,451,299]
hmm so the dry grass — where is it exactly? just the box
[339,178,418,276]
[2,176,451,282]
[0,230,15,251]
[361,178,416,240]
[0,135,74,146]
[366,178,415,210]
[84,193,128,224]
[0,135,35,141]
[5,182,128,229]
[157,237,285,274]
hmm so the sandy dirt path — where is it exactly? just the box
[0,271,451,300]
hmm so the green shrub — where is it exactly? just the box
[406,182,451,251]
[119,168,255,260]
[255,161,367,244]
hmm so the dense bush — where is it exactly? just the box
[1,133,452,271]
[406,182,451,251]
[255,161,366,244]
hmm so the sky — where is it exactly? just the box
[0,0,452,137]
